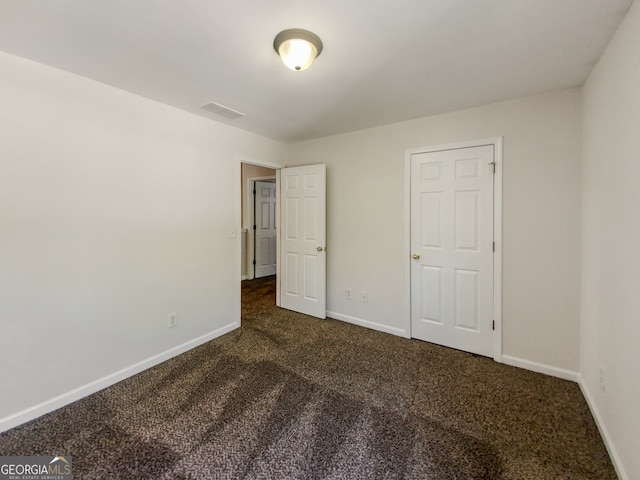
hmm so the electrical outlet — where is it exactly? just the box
[168,313,178,329]
[345,289,352,300]
[361,292,368,303]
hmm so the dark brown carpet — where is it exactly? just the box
[0,276,615,479]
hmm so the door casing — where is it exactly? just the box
[404,138,503,361]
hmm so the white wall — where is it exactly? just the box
[0,51,287,426]
[288,88,582,373]
[581,1,640,478]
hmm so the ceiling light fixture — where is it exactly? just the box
[273,29,323,71]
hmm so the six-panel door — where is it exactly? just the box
[410,145,494,357]
[255,181,277,278]
[280,164,326,319]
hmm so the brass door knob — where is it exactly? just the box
[317,246,325,252]
[412,253,420,260]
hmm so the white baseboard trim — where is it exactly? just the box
[577,374,628,480]
[327,311,407,338]
[0,321,239,433]
[241,275,247,281]
[501,354,578,382]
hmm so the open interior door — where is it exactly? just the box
[279,164,326,319]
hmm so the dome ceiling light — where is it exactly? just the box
[273,29,323,71]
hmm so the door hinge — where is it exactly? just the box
[489,160,496,174]
[253,260,256,266]
[253,189,256,195]
[492,241,495,252]
[492,320,495,331]
[253,225,257,230]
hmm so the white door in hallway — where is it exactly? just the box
[254,181,277,278]
[280,164,326,319]
[410,145,495,357]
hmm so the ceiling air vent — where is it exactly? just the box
[200,101,245,120]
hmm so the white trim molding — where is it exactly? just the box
[0,322,239,433]
[500,357,627,477]
[327,311,407,338]
[577,374,629,480]
[501,354,578,382]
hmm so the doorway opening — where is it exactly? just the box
[241,162,277,312]
[238,159,327,323]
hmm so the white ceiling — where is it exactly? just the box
[0,0,633,143]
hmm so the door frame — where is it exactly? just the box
[246,175,276,280]
[237,156,285,312]
[403,137,503,361]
